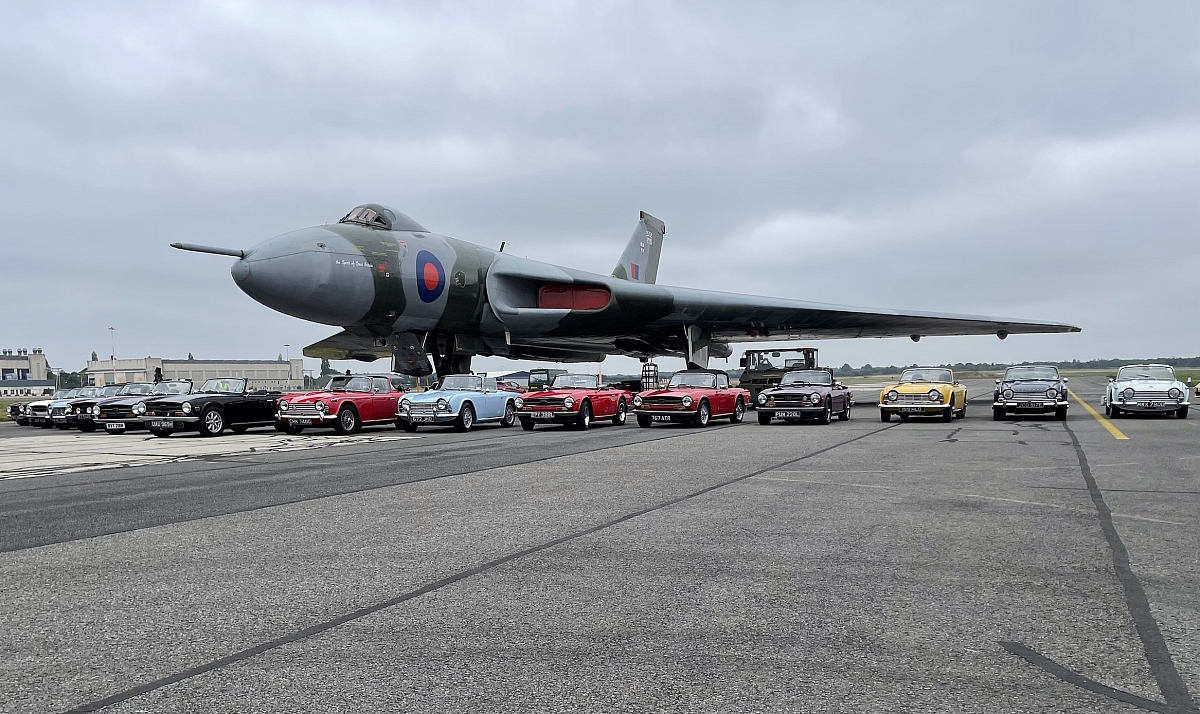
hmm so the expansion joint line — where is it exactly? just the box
[1002,422,1197,714]
[61,423,899,713]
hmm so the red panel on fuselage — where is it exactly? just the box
[537,284,611,311]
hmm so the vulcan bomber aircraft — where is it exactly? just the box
[173,204,1079,376]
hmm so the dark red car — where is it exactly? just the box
[515,374,631,430]
[755,369,852,425]
[276,375,405,435]
[632,370,749,427]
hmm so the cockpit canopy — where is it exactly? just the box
[339,204,428,233]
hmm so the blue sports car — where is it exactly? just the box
[396,375,518,432]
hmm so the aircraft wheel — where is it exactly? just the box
[730,398,745,423]
[333,406,361,435]
[637,415,653,428]
[198,407,225,437]
[454,403,475,432]
[758,411,772,425]
[520,419,536,431]
[816,400,832,425]
[285,425,305,435]
[611,399,628,425]
[993,407,1005,421]
[880,410,890,422]
[1178,406,1189,419]
[693,400,710,427]
[575,401,592,430]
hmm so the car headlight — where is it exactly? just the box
[563,397,576,409]
[757,392,767,405]
[436,398,449,412]
[279,401,289,411]
[886,390,898,402]
[514,397,523,409]
[1003,389,1014,399]
[91,406,99,415]
[928,390,941,402]
[633,395,642,407]
[315,400,326,412]
[1169,388,1182,399]
[182,402,193,414]
[399,399,410,413]
[134,402,146,415]
[1046,388,1058,400]
[1121,388,1135,400]
[681,396,693,408]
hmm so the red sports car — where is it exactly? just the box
[515,374,632,430]
[277,375,405,435]
[633,370,748,427]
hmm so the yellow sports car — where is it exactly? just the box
[879,367,968,422]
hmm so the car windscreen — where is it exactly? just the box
[101,386,123,396]
[153,381,191,395]
[550,375,598,389]
[441,376,482,391]
[76,388,100,397]
[1004,366,1059,381]
[1117,366,1176,381]
[900,369,953,383]
[199,378,246,394]
[335,376,372,393]
[119,383,156,395]
[780,370,832,386]
[668,373,716,388]
[745,350,812,371]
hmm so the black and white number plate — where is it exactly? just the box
[651,414,674,421]
[1141,401,1166,408]
[104,422,126,431]
[291,418,313,425]
[1017,401,1044,409]
[410,415,435,423]
[776,411,805,418]
[530,412,555,419]
[899,407,926,413]
[148,420,175,429]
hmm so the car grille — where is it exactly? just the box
[50,406,67,417]
[641,396,684,405]
[889,394,939,404]
[285,403,322,416]
[1130,390,1170,400]
[99,407,137,419]
[146,407,186,418]
[522,397,564,407]
[771,395,819,406]
[30,405,48,415]
[407,403,438,414]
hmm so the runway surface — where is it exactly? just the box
[2,377,1197,713]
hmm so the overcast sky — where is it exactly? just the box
[2,1,1197,376]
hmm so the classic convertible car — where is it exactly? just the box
[632,370,748,427]
[879,367,968,422]
[96,380,193,433]
[515,374,632,430]
[278,374,405,435]
[7,402,28,425]
[45,389,82,429]
[755,369,851,425]
[20,390,80,428]
[992,365,1068,420]
[137,377,282,436]
[1102,364,1189,419]
[64,384,126,431]
[397,374,517,432]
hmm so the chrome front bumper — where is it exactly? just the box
[1108,399,1189,413]
[993,400,1069,410]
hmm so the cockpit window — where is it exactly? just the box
[339,204,428,233]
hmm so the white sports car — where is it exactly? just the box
[1102,364,1189,419]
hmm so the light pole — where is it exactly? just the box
[284,344,290,362]
[108,327,115,361]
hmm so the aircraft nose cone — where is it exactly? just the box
[232,227,375,326]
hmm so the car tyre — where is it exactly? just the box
[1109,405,1121,419]
[817,400,832,425]
[838,400,851,421]
[612,399,627,425]
[198,407,225,437]
[334,406,361,435]
[520,419,536,431]
[400,421,418,432]
[1055,407,1067,421]
[149,428,172,438]
[758,411,773,425]
[285,424,305,435]
[941,406,953,422]
[79,423,97,433]
[880,410,890,422]
[56,424,72,430]
[231,425,248,434]
[637,414,653,428]
[575,401,592,430]
[501,400,516,428]
[1178,406,1189,419]
[693,399,710,427]
[454,403,475,432]
[730,398,745,423]
[993,407,1005,421]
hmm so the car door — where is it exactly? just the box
[714,374,733,414]
[372,378,398,422]
[481,379,504,420]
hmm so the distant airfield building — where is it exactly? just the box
[1,348,57,396]
[86,357,304,391]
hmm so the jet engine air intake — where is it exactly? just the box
[536,284,612,311]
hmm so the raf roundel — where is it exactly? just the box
[415,250,446,303]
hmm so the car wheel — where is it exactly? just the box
[730,398,745,423]
[880,410,890,422]
[501,400,516,427]
[898,414,909,422]
[1109,405,1121,419]
[198,407,225,437]
[56,424,72,430]
[78,423,97,433]
[401,421,418,433]
[817,400,832,425]
[838,400,851,421]
[273,421,286,432]
[334,406,361,435]
[1055,407,1067,421]
[941,406,953,422]
[758,411,772,425]
[1178,406,1189,419]
[149,428,172,438]
[694,400,710,427]
[637,414,653,428]
[454,403,475,432]
[993,407,1005,421]
[285,425,305,435]
[231,425,248,434]
[956,402,966,419]
[575,401,592,430]
[612,399,627,425]
[520,419,536,431]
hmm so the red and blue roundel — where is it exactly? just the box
[416,250,446,303]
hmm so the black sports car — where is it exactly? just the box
[137,377,281,437]
[96,380,193,433]
[65,384,129,432]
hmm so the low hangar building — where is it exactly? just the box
[86,357,304,392]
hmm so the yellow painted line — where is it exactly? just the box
[1068,389,1128,440]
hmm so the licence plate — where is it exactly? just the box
[1018,402,1043,409]
[530,412,555,419]
[104,423,125,431]
[899,407,926,413]
[291,418,313,425]
[411,416,434,423]
[149,420,175,429]
[651,415,674,421]
[1141,402,1166,408]
[777,411,805,418]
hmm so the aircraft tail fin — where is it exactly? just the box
[612,211,665,284]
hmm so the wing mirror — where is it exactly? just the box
[1187,377,1193,386]
[1108,377,1115,382]
[995,379,1001,384]
[1062,377,1068,382]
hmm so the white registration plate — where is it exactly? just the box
[410,416,435,423]
[529,412,556,419]
[776,411,805,418]
[899,407,926,413]
[104,422,126,431]
[1141,402,1166,408]
[1018,402,1044,409]
[291,418,313,425]
[149,420,175,429]
[651,414,674,421]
